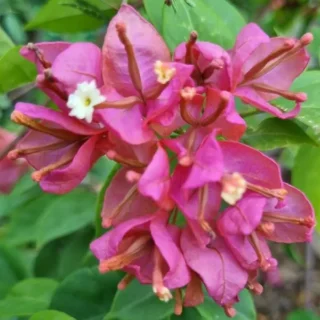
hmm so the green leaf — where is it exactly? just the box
[0,173,41,218]
[95,163,121,238]
[235,289,257,319]
[279,147,299,170]
[183,289,255,320]
[287,309,320,320]
[30,310,76,320]
[0,245,27,299]
[0,27,14,57]
[293,145,320,233]
[106,283,255,320]
[105,280,175,320]
[35,188,96,247]
[143,0,164,31]
[201,0,246,40]
[282,244,304,265]
[0,278,58,317]
[0,46,36,93]
[162,0,234,51]
[25,0,116,33]
[50,267,121,320]
[2,193,57,246]
[242,118,316,150]
[34,227,94,280]
[276,71,320,143]
[308,26,320,65]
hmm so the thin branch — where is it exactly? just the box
[240,110,263,118]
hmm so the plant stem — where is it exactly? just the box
[240,110,263,118]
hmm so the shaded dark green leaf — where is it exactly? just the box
[34,227,94,280]
[0,245,27,299]
[2,193,57,246]
[287,309,320,320]
[50,267,121,320]
[0,278,58,317]
[105,280,174,320]
[36,188,96,247]
[30,310,76,320]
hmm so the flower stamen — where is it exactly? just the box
[257,221,275,236]
[99,235,152,273]
[184,272,204,307]
[202,58,225,80]
[118,273,135,290]
[262,212,314,227]
[174,289,183,315]
[106,150,146,168]
[180,90,199,127]
[179,129,197,166]
[8,140,71,159]
[200,91,230,126]
[223,305,237,318]
[31,145,79,182]
[185,31,198,65]
[242,33,313,84]
[242,40,295,83]
[95,96,142,109]
[248,232,271,271]
[11,111,80,141]
[26,43,52,69]
[252,83,307,102]
[102,184,138,228]
[246,182,287,200]
[152,247,173,302]
[198,185,215,238]
[116,22,143,94]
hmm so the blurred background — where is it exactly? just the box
[0,1,320,320]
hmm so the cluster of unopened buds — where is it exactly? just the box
[7,4,315,318]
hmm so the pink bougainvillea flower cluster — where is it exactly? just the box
[9,4,315,318]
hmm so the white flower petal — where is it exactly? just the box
[66,81,105,123]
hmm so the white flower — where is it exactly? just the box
[67,80,106,123]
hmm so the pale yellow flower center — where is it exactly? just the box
[154,60,176,84]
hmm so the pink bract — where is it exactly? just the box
[10,103,108,194]
[0,128,28,193]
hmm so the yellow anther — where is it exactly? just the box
[154,61,176,84]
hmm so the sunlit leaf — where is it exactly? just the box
[243,118,316,150]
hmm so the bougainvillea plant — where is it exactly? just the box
[0,1,318,319]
